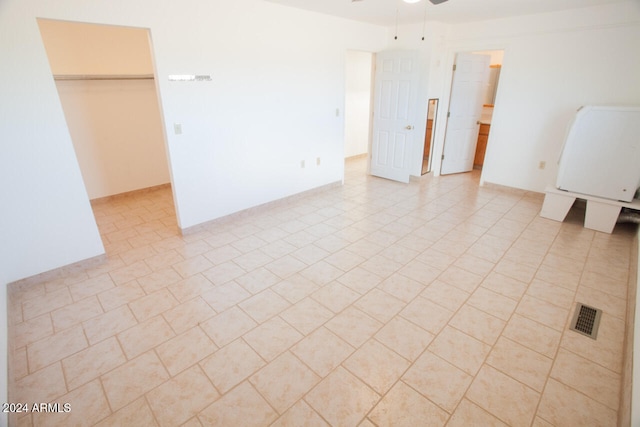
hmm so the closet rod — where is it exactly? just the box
[54,74,154,81]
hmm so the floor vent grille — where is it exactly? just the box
[569,303,602,340]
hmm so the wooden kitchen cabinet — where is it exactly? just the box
[474,123,490,168]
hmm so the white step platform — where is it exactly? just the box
[541,186,640,233]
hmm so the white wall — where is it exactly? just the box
[483,22,640,191]
[55,79,171,199]
[344,50,373,158]
[438,2,640,189]
[390,2,640,187]
[0,0,388,279]
[153,4,387,228]
[0,8,105,284]
[0,7,104,423]
[36,19,155,76]
[39,20,171,199]
[0,1,387,416]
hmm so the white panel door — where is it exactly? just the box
[371,50,419,183]
[441,53,490,175]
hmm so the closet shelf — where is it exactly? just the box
[54,74,154,81]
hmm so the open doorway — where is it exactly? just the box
[37,19,172,204]
[471,50,503,170]
[344,50,374,168]
[440,50,504,175]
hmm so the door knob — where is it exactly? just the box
[405,125,414,130]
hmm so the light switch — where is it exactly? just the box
[174,123,182,135]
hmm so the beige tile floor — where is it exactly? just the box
[7,157,637,426]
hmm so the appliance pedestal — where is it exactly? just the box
[541,186,640,234]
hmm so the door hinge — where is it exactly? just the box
[447,112,450,118]
[453,64,457,71]
[441,154,445,160]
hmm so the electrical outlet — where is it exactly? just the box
[301,160,305,168]
[174,123,182,135]
[316,157,321,166]
[539,161,546,170]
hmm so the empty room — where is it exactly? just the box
[1,0,640,426]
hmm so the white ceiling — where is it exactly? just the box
[265,0,628,26]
